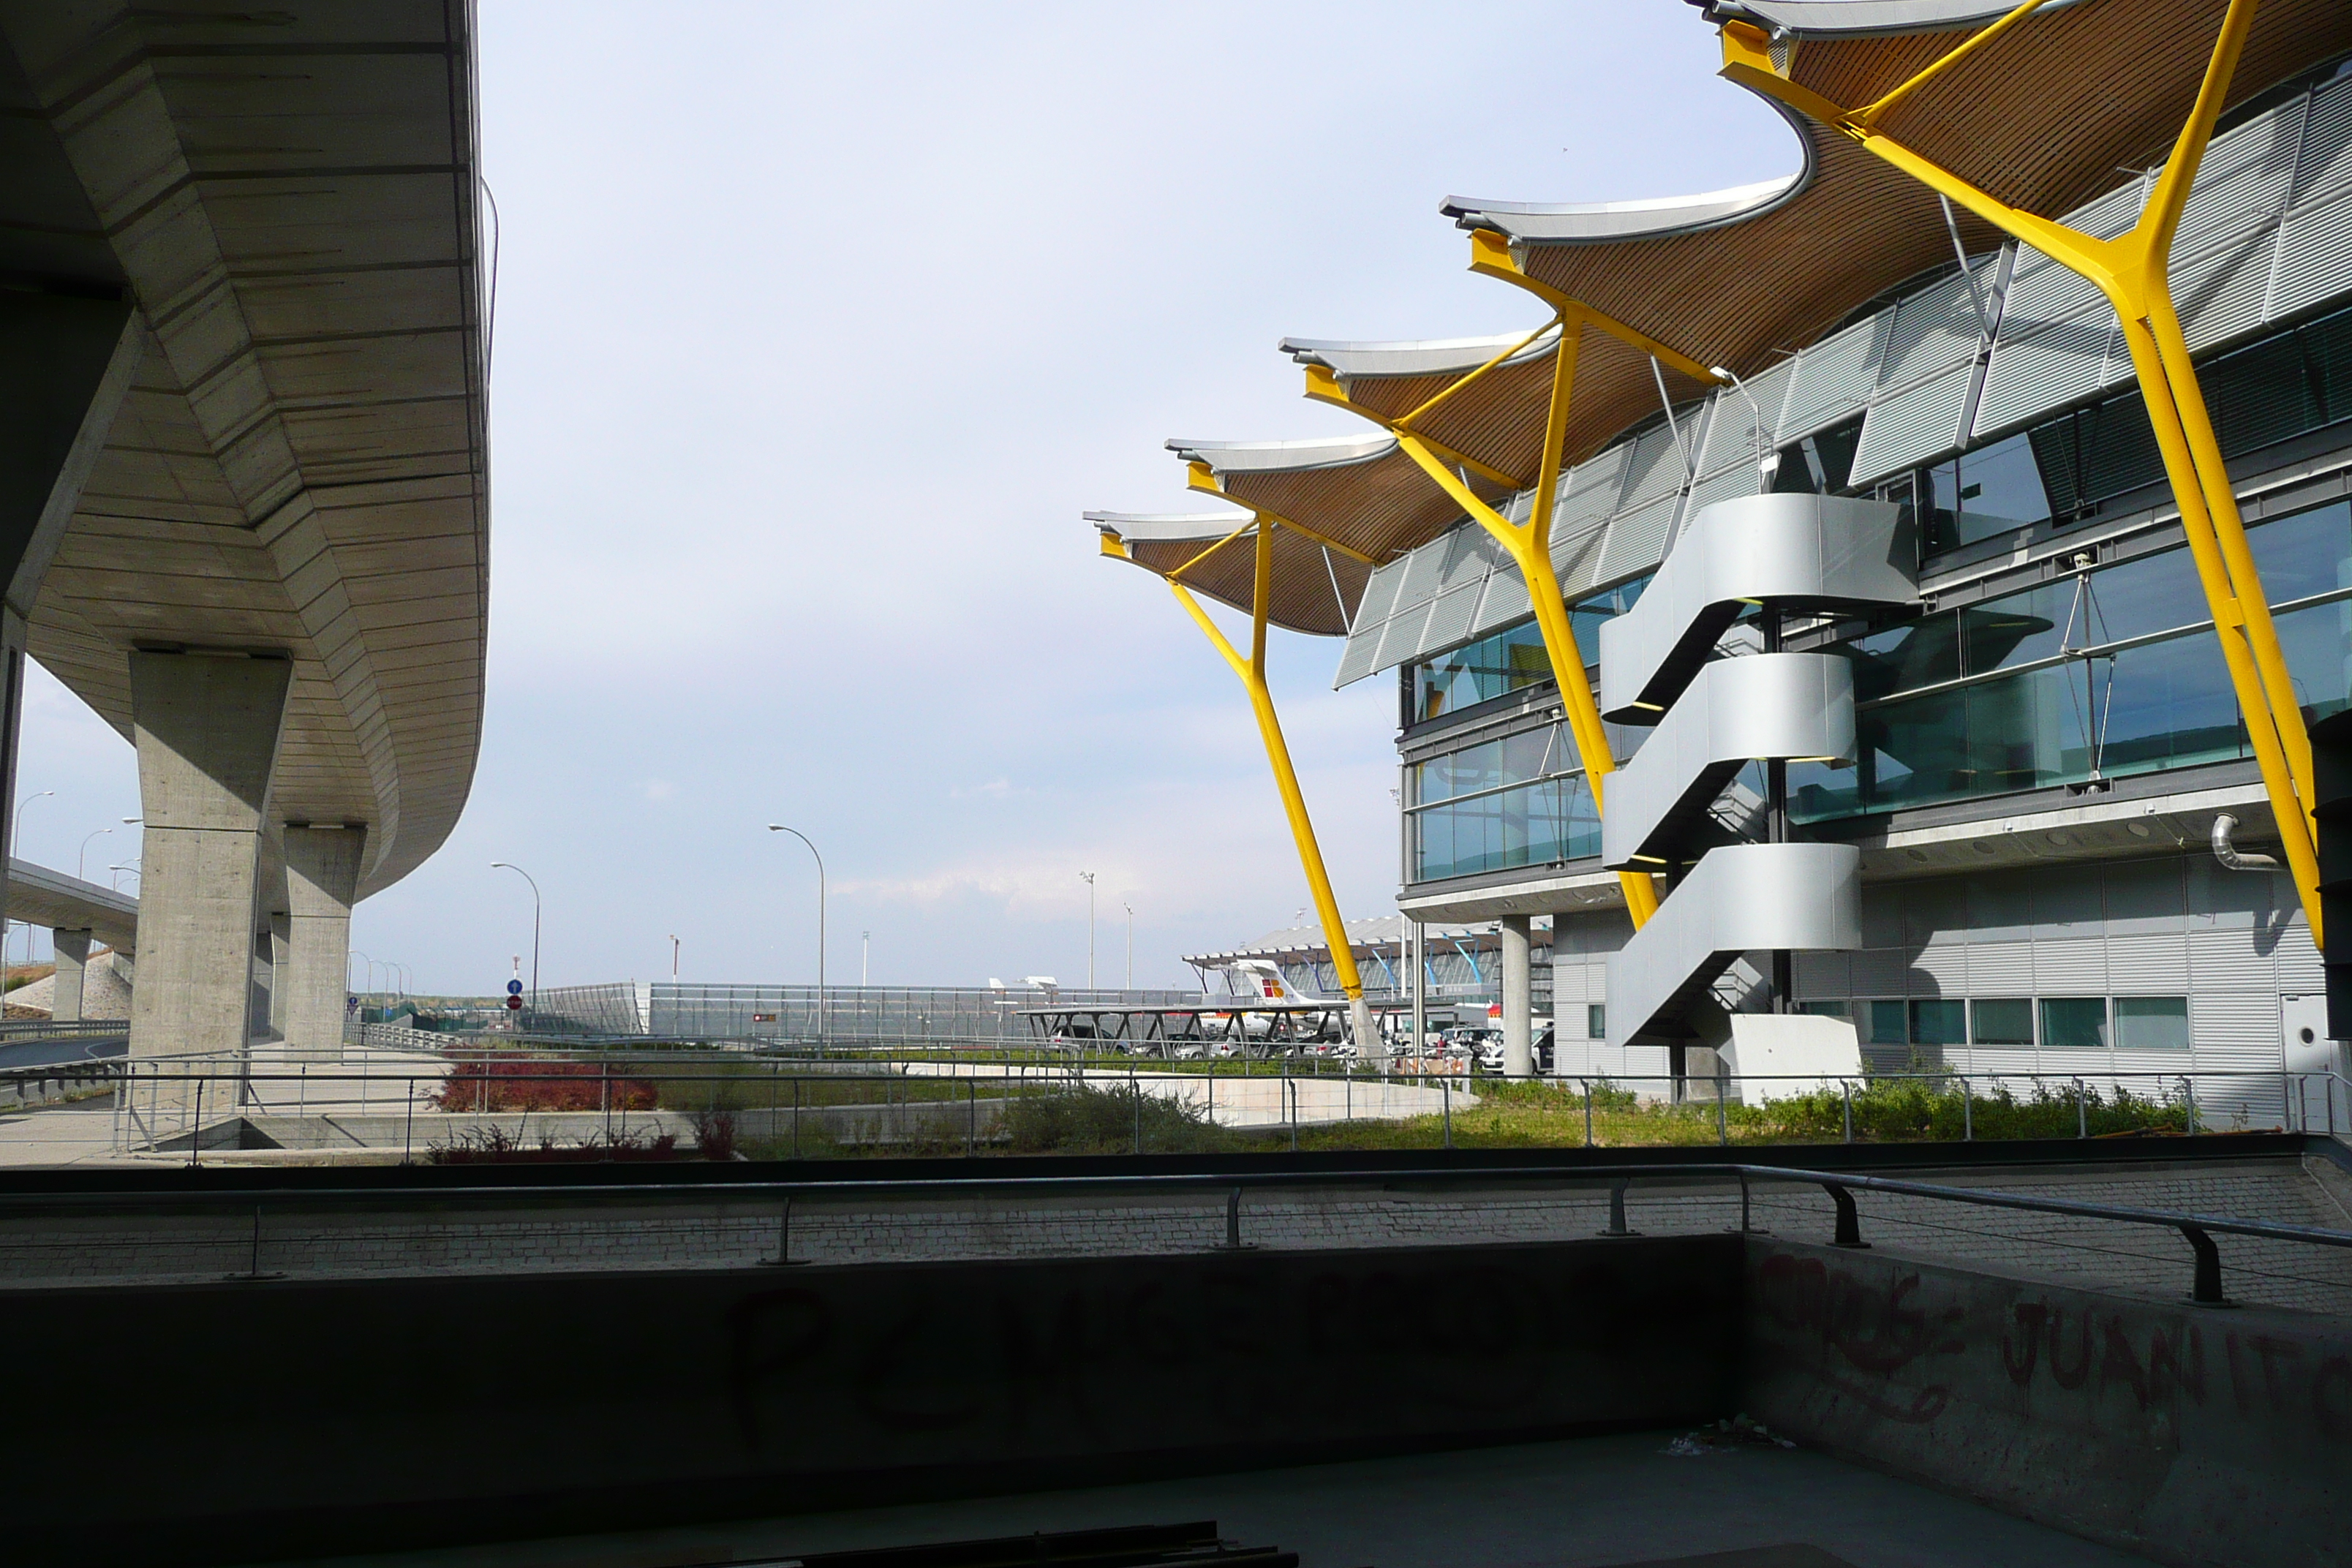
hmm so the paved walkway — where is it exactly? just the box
[268,1430,2156,1568]
[901,1060,1474,1127]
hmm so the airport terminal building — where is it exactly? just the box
[1097,1,2352,1117]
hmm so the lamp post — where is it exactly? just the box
[668,934,679,979]
[1079,871,1096,990]
[1123,902,1134,990]
[75,828,111,883]
[489,862,541,1014]
[108,863,140,893]
[767,826,826,1047]
[12,789,52,859]
[861,930,870,989]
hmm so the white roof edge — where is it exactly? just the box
[1166,432,1398,474]
[1280,322,1563,378]
[1087,510,1256,544]
[1698,0,2090,39]
[1444,167,1805,244]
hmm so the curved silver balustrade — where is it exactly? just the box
[1601,493,1915,1053]
[1598,492,1917,722]
[1601,652,1853,870]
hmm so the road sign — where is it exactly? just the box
[505,995,522,1011]
[507,979,523,995]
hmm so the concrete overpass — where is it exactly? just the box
[0,3,488,1057]
[5,856,135,1022]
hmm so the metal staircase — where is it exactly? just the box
[1598,493,1918,1052]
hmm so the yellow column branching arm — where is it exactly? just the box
[1714,0,2324,948]
[1169,523,1368,1006]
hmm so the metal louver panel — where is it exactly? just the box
[2172,97,2302,255]
[1852,361,1975,486]
[1876,262,1994,391]
[1417,581,1482,657]
[1972,304,2117,440]
[2291,75,2352,208]
[1552,519,1612,598]
[1694,357,1796,475]
[1471,562,1530,638]
[1388,535,1450,621]
[1616,418,1694,514]
[2002,245,2104,331]
[2266,184,2352,322]
[1373,598,1433,673]
[1681,461,1765,521]
[1779,312,1889,440]
[1331,617,1387,688]
[1350,555,1404,633]
[1434,527,1497,591]
[1596,494,1678,584]
[2174,227,2283,352]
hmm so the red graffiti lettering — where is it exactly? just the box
[2147,1322,2206,1408]
[2002,1303,2045,1386]
[2253,1335,2307,1412]
[2100,1317,2149,1411]
[2047,1307,2092,1390]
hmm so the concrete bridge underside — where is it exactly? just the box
[0,1,488,1058]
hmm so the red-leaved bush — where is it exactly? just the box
[432,1058,657,1115]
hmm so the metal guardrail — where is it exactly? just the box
[0,1155,2340,1308]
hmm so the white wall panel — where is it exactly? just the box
[2032,937,2108,992]
[2188,927,2277,990]
[1965,941,2035,992]
[2104,932,2190,990]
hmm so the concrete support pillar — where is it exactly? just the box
[127,651,293,1060]
[279,824,363,1060]
[266,912,290,1033]
[50,928,88,1022]
[1501,913,1533,1079]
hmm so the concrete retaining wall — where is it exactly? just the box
[3,1234,1741,1566]
[1741,1237,2352,1568]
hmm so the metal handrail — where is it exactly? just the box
[2,1153,2343,1305]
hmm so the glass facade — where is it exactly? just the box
[1792,497,2352,822]
[1407,720,1601,881]
[1411,577,1648,722]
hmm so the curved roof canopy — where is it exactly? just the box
[1431,0,2352,475]
[1088,510,1371,638]
[1168,433,1511,576]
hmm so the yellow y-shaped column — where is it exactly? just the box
[1303,275,1722,927]
[1717,0,2322,943]
[1115,519,1382,1058]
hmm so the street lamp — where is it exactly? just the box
[766,826,826,1047]
[668,934,679,979]
[76,828,111,882]
[1079,871,1096,990]
[1124,902,1134,991]
[108,862,140,892]
[489,862,541,1013]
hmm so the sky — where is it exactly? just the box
[18,1,1802,995]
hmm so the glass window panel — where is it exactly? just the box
[2077,392,2163,506]
[2273,595,2352,726]
[2304,304,2352,423]
[2040,997,2108,1051]
[1972,998,2034,1046]
[1963,581,2071,673]
[2247,500,2352,606]
[2114,995,2190,1051]
[1798,1000,1850,1019]
[1846,613,1961,699]
[1587,1003,1607,1040]
[1909,998,1967,1046]
[1867,1000,1909,1045]
[2078,547,2206,644]
[2206,332,2321,459]
[2091,630,2245,777]
[1953,432,2052,546]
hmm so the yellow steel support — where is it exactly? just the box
[1716,0,2325,946]
[1165,519,1381,1055]
[1311,260,1705,925]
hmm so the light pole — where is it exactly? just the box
[1079,871,1096,990]
[1124,902,1134,990]
[13,790,52,859]
[668,934,679,979]
[489,862,541,1014]
[108,863,140,893]
[349,949,373,1018]
[767,826,826,1047]
[861,930,870,989]
[75,828,111,882]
